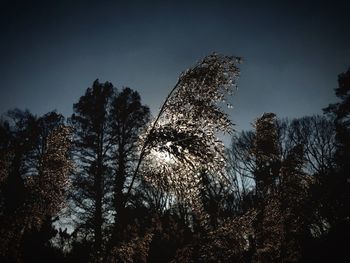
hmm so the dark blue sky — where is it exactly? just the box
[1,0,349,133]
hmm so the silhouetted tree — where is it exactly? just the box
[70,80,150,262]
[70,80,114,262]
[278,144,309,262]
[305,67,350,261]
[288,116,336,175]
[323,67,350,227]
[109,87,150,242]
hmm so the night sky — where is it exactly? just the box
[1,0,349,134]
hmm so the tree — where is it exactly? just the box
[109,87,150,240]
[0,110,71,262]
[278,144,309,262]
[288,116,336,175]
[323,67,350,226]
[70,79,115,262]
[226,113,312,262]
[70,80,150,262]
[306,67,350,261]
[250,113,281,262]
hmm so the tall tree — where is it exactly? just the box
[0,110,71,262]
[228,113,311,262]
[108,87,150,246]
[279,144,308,262]
[323,67,350,226]
[70,79,114,262]
[251,113,281,262]
[310,67,350,261]
[70,81,150,262]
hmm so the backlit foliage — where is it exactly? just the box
[108,232,154,263]
[137,54,242,224]
[251,114,309,262]
[174,210,257,262]
[27,125,72,227]
[0,124,72,260]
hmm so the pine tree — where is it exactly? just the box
[70,80,150,262]
[70,79,114,262]
[323,68,350,227]
[109,87,150,239]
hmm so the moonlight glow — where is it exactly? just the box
[150,147,175,164]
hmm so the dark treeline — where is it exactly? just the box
[0,55,349,262]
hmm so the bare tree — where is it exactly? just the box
[288,116,336,175]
